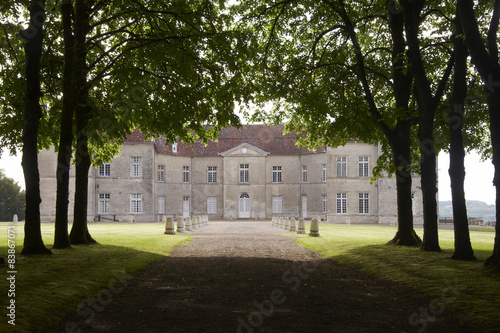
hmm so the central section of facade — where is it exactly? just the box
[151,127,329,220]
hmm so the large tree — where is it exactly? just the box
[0,169,25,221]
[401,0,458,252]
[55,0,243,244]
[53,0,75,248]
[236,0,422,245]
[447,8,476,260]
[20,0,52,255]
[458,0,500,267]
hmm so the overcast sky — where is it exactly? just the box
[1,149,496,205]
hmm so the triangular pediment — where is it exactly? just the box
[219,142,270,157]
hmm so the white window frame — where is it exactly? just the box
[272,196,283,214]
[323,195,327,213]
[359,157,369,178]
[158,196,165,214]
[98,163,111,177]
[130,157,142,178]
[336,193,347,214]
[359,193,369,214]
[208,166,217,184]
[272,166,282,183]
[322,164,327,182]
[158,165,165,182]
[98,193,110,214]
[183,166,190,183]
[302,165,308,183]
[336,157,347,178]
[130,193,142,214]
[240,164,249,183]
[207,197,217,214]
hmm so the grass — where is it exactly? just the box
[0,222,191,332]
[295,224,499,331]
[1,222,498,331]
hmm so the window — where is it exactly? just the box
[336,193,347,214]
[240,164,249,183]
[98,163,110,177]
[130,193,142,214]
[302,165,308,183]
[130,157,142,178]
[272,166,282,183]
[323,195,327,213]
[359,193,369,214]
[208,166,217,184]
[359,157,369,178]
[183,166,190,183]
[207,197,217,214]
[98,193,110,213]
[322,164,327,182]
[272,196,283,214]
[336,157,347,178]
[172,143,178,153]
[158,196,165,214]
[158,165,165,182]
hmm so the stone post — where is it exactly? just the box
[192,216,198,229]
[12,214,18,223]
[197,216,203,228]
[309,218,320,237]
[279,217,284,229]
[129,215,134,224]
[185,216,192,231]
[177,217,185,233]
[284,217,290,230]
[289,217,297,232]
[297,218,306,234]
[164,217,176,235]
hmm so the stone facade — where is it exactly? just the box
[38,125,424,223]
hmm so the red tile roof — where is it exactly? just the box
[125,125,326,156]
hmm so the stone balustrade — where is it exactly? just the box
[164,216,176,235]
[162,215,211,234]
[272,216,319,236]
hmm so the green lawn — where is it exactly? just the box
[296,224,499,331]
[0,222,191,332]
[1,222,498,332]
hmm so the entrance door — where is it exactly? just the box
[183,196,190,218]
[302,196,308,218]
[239,193,250,218]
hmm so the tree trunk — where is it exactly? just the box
[458,0,500,267]
[402,0,441,252]
[69,0,96,245]
[418,128,441,251]
[53,0,75,249]
[70,122,96,245]
[484,92,500,266]
[449,12,476,261]
[386,5,421,246]
[20,0,52,255]
[387,123,422,246]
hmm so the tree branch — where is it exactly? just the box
[488,0,500,64]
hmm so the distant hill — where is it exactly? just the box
[439,200,496,222]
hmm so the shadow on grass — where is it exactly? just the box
[0,244,169,332]
[319,243,500,331]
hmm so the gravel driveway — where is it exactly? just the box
[55,221,474,333]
